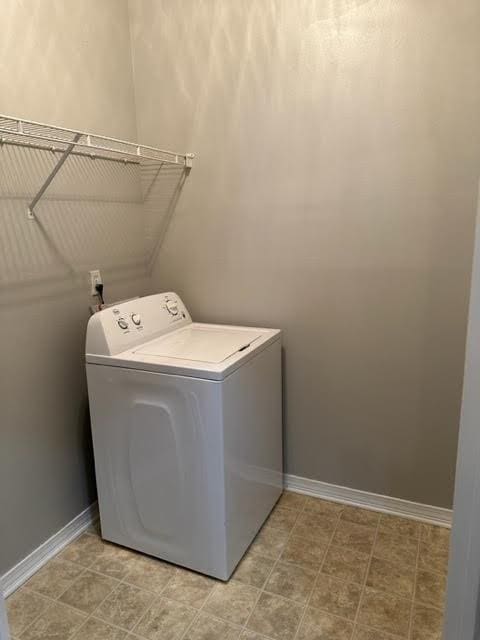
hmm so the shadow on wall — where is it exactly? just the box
[0,143,188,306]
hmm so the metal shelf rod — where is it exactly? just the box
[0,138,142,166]
[0,128,187,166]
[0,113,190,162]
[27,133,80,219]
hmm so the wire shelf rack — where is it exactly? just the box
[0,114,194,219]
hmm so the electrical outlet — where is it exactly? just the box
[89,270,102,296]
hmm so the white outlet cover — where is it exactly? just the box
[89,270,102,296]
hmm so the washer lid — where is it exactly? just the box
[133,325,262,364]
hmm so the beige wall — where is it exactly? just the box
[129,0,480,508]
[0,0,149,574]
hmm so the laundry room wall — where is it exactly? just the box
[0,0,149,575]
[129,0,480,508]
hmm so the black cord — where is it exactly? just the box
[95,283,104,305]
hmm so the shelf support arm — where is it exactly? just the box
[27,133,81,219]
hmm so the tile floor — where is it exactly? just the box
[6,492,449,640]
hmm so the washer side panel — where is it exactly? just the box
[86,364,227,577]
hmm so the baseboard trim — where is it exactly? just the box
[285,474,452,528]
[1,502,98,597]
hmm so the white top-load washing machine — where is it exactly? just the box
[86,292,283,580]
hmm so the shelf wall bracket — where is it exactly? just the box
[27,133,81,220]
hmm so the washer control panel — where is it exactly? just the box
[86,292,192,356]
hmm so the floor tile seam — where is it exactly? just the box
[415,563,448,578]
[240,542,296,634]
[87,574,157,635]
[73,611,150,639]
[407,536,421,640]
[17,595,88,639]
[240,497,313,639]
[6,587,56,639]
[130,592,199,639]
[10,582,91,639]
[290,505,343,640]
[175,575,241,640]
[352,621,404,640]
[111,566,188,637]
[350,515,381,638]
[23,561,90,603]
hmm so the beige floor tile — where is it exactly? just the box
[267,507,299,534]
[296,606,353,640]
[418,542,449,574]
[58,533,108,567]
[25,558,84,599]
[357,587,411,638]
[247,592,303,640]
[240,631,272,639]
[291,511,337,543]
[411,604,444,640]
[339,506,380,528]
[352,626,401,639]
[6,588,49,637]
[378,515,421,539]
[420,525,450,549]
[161,568,216,607]
[280,535,327,569]
[183,612,241,639]
[304,497,343,519]
[250,525,290,560]
[277,491,307,511]
[373,532,418,566]
[366,557,415,599]
[21,601,86,640]
[310,574,362,620]
[322,544,370,584]
[264,561,316,604]
[203,581,259,625]
[72,616,128,639]
[332,520,376,554]
[124,555,175,593]
[233,550,276,588]
[415,570,447,609]
[94,582,154,630]
[59,569,118,614]
[89,544,139,581]
[133,596,196,640]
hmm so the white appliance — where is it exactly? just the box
[86,292,283,580]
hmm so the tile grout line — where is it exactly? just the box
[407,532,422,640]
[50,538,132,639]
[175,498,305,640]
[237,497,308,639]
[65,538,146,638]
[291,500,342,640]
[9,499,448,640]
[13,564,93,638]
[350,512,381,639]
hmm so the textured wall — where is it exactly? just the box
[0,0,147,574]
[129,0,480,507]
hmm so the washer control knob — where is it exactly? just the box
[117,319,128,330]
[131,314,141,326]
[166,299,179,316]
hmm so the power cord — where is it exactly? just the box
[95,283,105,306]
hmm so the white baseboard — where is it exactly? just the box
[1,502,98,598]
[285,474,452,528]
[0,477,451,598]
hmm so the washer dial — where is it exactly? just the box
[166,299,179,316]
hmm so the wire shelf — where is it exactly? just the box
[0,114,194,219]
